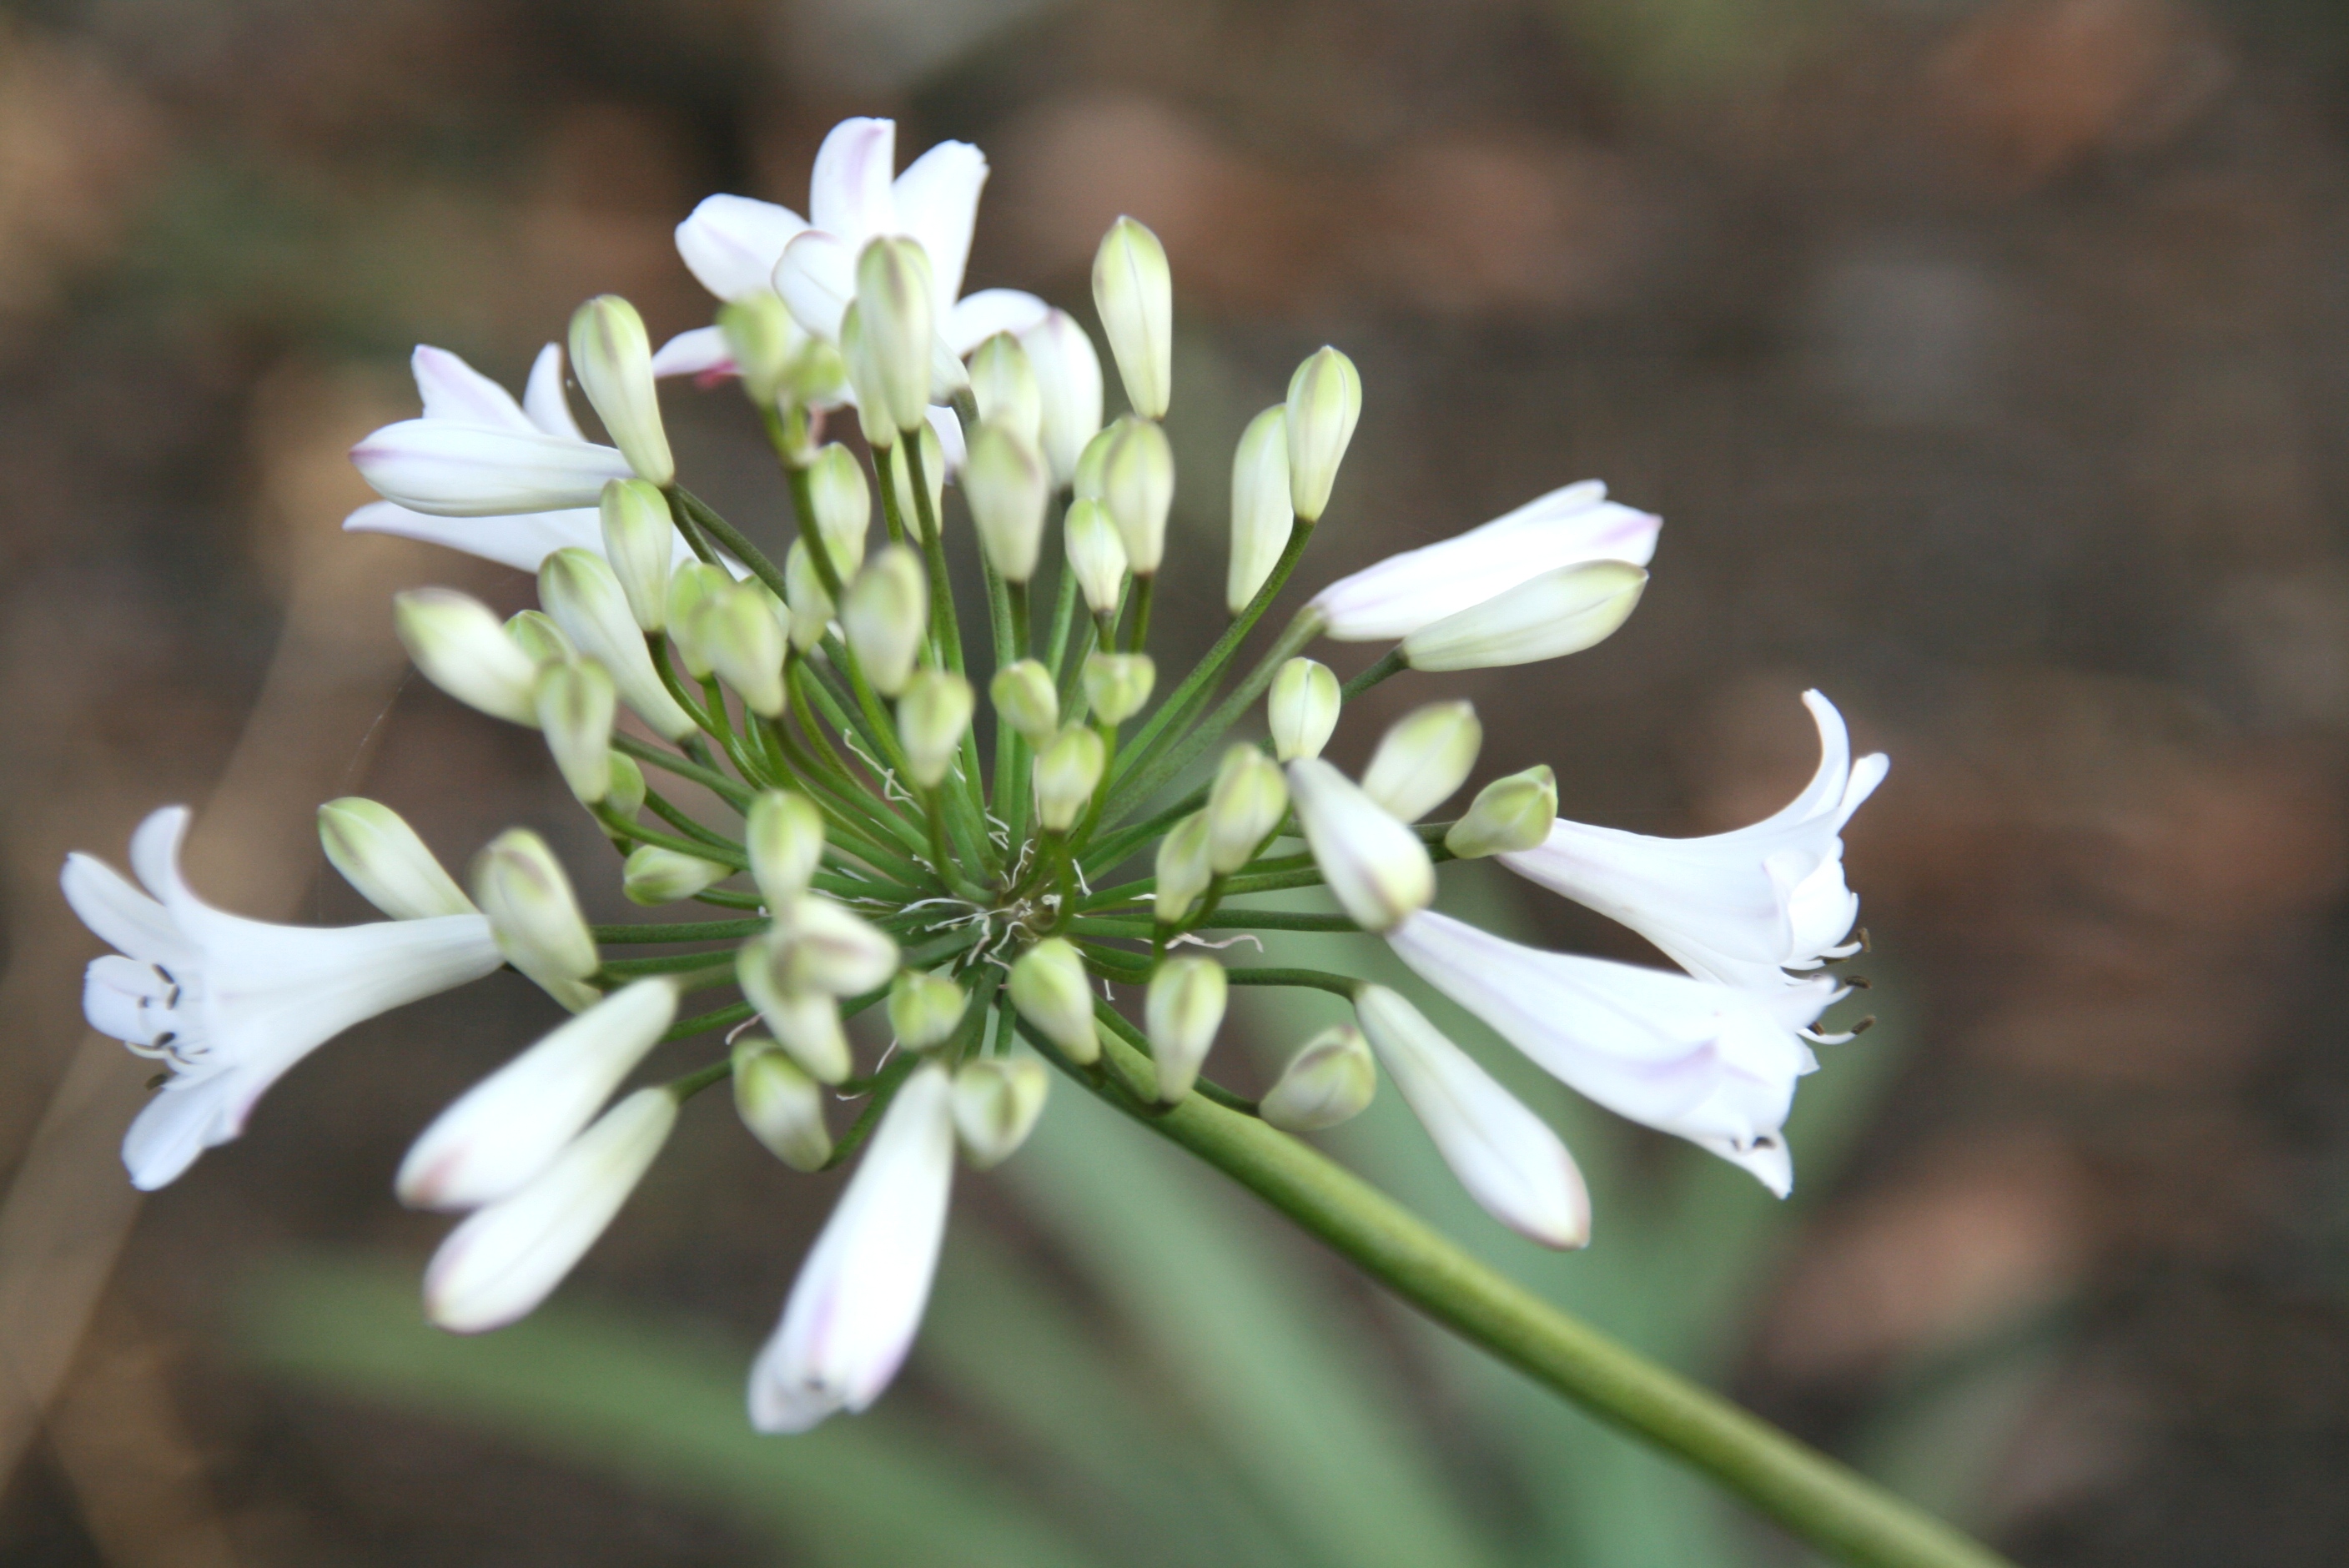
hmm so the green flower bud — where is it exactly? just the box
[1082,652,1154,726]
[1362,700,1482,822]
[1285,345,1361,524]
[767,897,900,997]
[782,540,833,652]
[897,667,974,789]
[1259,1023,1376,1133]
[1073,423,1114,501]
[717,293,800,405]
[569,294,673,485]
[1145,956,1225,1103]
[472,828,600,1012]
[1024,309,1104,486]
[598,478,675,632]
[747,789,825,909]
[888,968,969,1051]
[534,657,617,805]
[1206,743,1289,874]
[841,544,927,696]
[734,942,851,1083]
[1228,405,1292,613]
[662,562,732,677]
[1153,810,1214,925]
[1063,498,1129,615]
[318,797,475,921]
[697,580,788,717]
[504,609,575,666]
[732,1038,831,1171]
[1445,765,1559,859]
[1401,560,1647,672]
[1285,758,1435,934]
[1009,938,1099,1064]
[1101,416,1174,574]
[1034,724,1107,832]
[968,332,1042,445]
[952,1057,1049,1168]
[539,547,696,739]
[989,659,1059,744]
[964,422,1049,583]
[606,752,646,821]
[856,236,937,432]
[806,442,872,576]
[621,843,731,905]
[1091,216,1172,420]
[838,304,897,450]
[395,588,541,726]
[1267,657,1340,762]
[885,420,947,540]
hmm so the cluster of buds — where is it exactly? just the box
[64,116,1884,1436]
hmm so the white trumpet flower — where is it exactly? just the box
[1310,480,1660,641]
[750,1064,956,1433]
[1499,691,1888,993]
[1387,910,1839,1196]
[63,807,502,1190]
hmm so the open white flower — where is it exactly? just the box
[1498,691,1888,993]
[1310,480,1660,641]
[749,1063,956,1432]
[63,806,502,1190]
[1387,910,1839,1196]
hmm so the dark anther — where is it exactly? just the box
[1849,1014,1876,1035]
[1843,974,1872,990]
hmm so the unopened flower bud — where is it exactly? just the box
[952,1058,1048,1168]
[888,968,968,1051]
[606,753,646,821]
[662,562,730,676]
[1145,957,1225,1103]
[770,897,900,997]
[1064,499,1128,615]
[1207,744,1289,874]
[734,948,852,1083]
[733,1038,831,1171]
[396,588,541,726]
[1401,560,1647,672]
[1101,416,1174,574]
[838,304,897,450]
[990,659,1059,744]
[782,541,833,651]
[569,294,673,485]
[697,580,789,717]
[856,238,938,432]
[1153,810,1214,925]
[806,443,872,576]
[540,547,696,739]
[599,479,674,632]
[842,545,927,696]
[535,658,617,805]
[1083,652,1154,726]
[747,790,825,909]
[885,420,947,540]
[1259,1024,1376,1132]
[964,422,1049,582]
[1446,765,1558,859]
[1228,405,1292,613]
[717,293,799,405]
[1021,309,1104,486]
[968,333,1041,445]
[473,828,601,1011]
[1285,346,1361,524]
[1268,658,1340,762]
[1073,425,1114,501]
[622,843,731,905]
[318,797,474,921]
[897,668,973,789]
[504,609,575,666]
[1034,725,1106,832]
[1362,701,1482,822]
[1092,217,1172,420]
[1286,759,1435,933]
[1009,938,1099,1063]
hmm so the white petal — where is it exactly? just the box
[677,193,809,302]
[808,118,898,246]
[891,140,987,308]
[83,955,169,1043]
[122,1073,244,1191]
[925,405,966,472]
[350,420,631,517]
[775,229,857,343]
[523,344,585,440]
[749,1065,954,1432]
[345,500,605,574]
[61,849,187,963]
[128,804,194,905]
[650,325,737,380]
[412,346,536,434]
[944,289,1050,357]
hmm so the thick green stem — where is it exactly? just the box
[1341,645,1407,699]
[672,489,789,606]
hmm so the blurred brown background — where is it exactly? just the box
[5,0,2349,1563]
